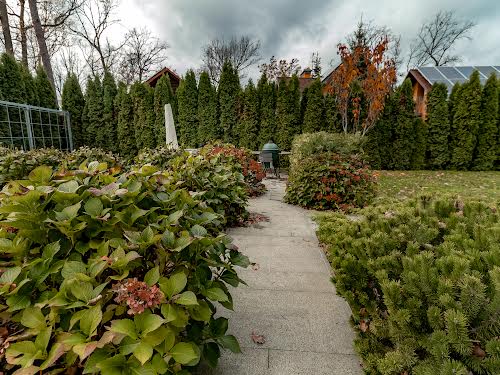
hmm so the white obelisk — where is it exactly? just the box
[164,103,179,149]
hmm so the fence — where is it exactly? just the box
[0,100,73,151]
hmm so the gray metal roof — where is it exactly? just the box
[416,66,500,92]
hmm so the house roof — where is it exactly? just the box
[145,67,181,88]
[408,66,500,92]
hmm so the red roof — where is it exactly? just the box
[145,67,181,91]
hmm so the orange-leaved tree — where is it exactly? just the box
[328,37,397,136]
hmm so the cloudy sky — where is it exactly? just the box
[118,0,500,80]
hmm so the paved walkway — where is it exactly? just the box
[215,179,362,375]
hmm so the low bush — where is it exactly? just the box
[202,143,266,197]
[166,150,249,226]
[285,152,376,210]
[0,163,249,373]
[64,146,124,170]
[289,132,364,171]
[315,197,500,374]
[135,147,184,169]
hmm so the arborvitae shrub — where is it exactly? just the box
[102,71,118,152]
[276,76,300,150]
[257,75,277,148]
[473,74,498,170]
[426,83,450,169]
[238,80,260,150]
[197,71,219,144]
[218,63,240,145]
[302,78,326,133]
[316,197,500,374]
[365,94,395,170]
[116,83,137,159]
[83,76,104,148]
[177,70,199,147]
[62,73,85,149]
[324,93,341,132]
[35,66,57,109]
[0,53,26,103]
[391,79,416,170]
[130,82,154,150]
[450,71,482,170]
[19,63,38,106]
[410,117,427,170]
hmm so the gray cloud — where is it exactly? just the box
[125,0,500,79]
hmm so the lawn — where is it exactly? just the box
[374,170,500,205]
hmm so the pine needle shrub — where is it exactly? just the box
[315,197,500,374]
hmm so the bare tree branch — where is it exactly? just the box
[201,35,261,84]
[407,10,476,68]
[0,0,14,55]
[259,56,301,82]
[118,27,169,84]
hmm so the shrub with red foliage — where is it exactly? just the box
[204,143,266,197]
[285,152,376,210]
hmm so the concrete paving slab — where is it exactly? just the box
[215,179,360,374]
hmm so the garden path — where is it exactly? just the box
[214,179,362,374]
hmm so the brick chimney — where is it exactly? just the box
[300,67,312,79]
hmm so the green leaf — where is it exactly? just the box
[21,307,45,329]
[161,304,178,323]
[134,312,164,336]
[144,266,159,286]
[203,342,220,368]
[55,201,81,221]
[205,287,229,302]
[28,165,52,183]
[133,342,153,365]
[110,319,137,340]
[96,354,127,374]
[170,342,199,365]
[159,273,187,299]
[80,305,102,337]
[0,266,21,283]
[175,291,198,306]
[85,198,103,217]
[231,252,251,268]
[167,210,183,224]
[190,300,212,322]
[190,224,207,237]
[71,281,94,302]
[35,327,52,351]
[61,261,87,280]
[58,180,79,193]
[161,230,175,247]
[173,236,192,252]
[218,335,241,353]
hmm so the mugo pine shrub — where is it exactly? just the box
[316,197,500,374]
[285,132,375,210]
[0,162,249,373]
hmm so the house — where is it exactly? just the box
[279,68,316,93]
[405,66,500,118]
[145,67,181,92]
[321,64,341,95]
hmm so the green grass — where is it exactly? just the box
[374,170,500,205]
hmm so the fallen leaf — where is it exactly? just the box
[360,320,369,333]
[472,344,486,359]
[251,263,260,271]
[251,331,265,345]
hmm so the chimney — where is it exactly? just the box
[300,67,312,79]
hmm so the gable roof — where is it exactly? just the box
[409,66,500,92]
[145,67,181,89]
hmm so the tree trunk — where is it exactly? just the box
[28,0,55,90]
[19,0,28,66]
[0,0,14,55]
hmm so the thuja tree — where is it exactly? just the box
[300,86,308,126]
[131,82,156,150]
[154,74,176,146]
[303,78,326,133]
[325,93,341,132]
[35,66,57,109]
[276,75,300,150]
[102,71,118,152]
[410,117,428,169]
[116,82,137,158]
[177,70,199,147]
[83,76,104,148]
[450,71,482,170]
[0,53,25,103]
[472,74,498,170]
[197,71,219,144]
[257,74,277,147]
[391,79,416,170]
[426,83,450,169]
[62,73,85,148]
[20,63,38,106]
[238,79,260,150]
[218,62,240,144]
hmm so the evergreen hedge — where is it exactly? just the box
[197,72,219,144]
[177,70,198,147]
[62,73,85,149]
[426,83,450,169]
[218,63,240,145]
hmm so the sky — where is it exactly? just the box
[117,0,500,81]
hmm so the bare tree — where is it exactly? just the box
[70,0,123,75]
[311,52,321,78]
[118,27,168,84]
[259,56,301,82]
[28,0,56,89]
[201,35,261,84]
[0,0,14,54]
[408,10,476,68]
